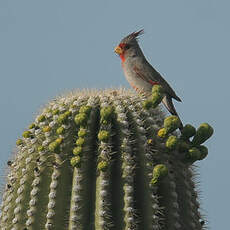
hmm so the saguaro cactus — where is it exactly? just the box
[0,89,213,230]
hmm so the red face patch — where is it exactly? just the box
[119,43,126,49]
[118,43,127,62]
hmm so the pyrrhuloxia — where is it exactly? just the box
[114,29,183,130]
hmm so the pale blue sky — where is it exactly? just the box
[0,0,229,229]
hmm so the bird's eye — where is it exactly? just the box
[125,44,131,50]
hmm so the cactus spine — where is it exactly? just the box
[0,89,212,230]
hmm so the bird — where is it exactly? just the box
[114,29,183,130]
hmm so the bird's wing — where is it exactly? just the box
[133,66,159,85]
[133,61,182,102]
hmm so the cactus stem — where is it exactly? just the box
[68,97,99,230]
[134,100,165,228]
[126,98,154,229]
[95,96,114,230]
[114,97,137,229]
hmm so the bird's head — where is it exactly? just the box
[114,29,144,62]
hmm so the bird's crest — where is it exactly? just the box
[120,29,144,44]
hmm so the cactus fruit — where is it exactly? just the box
[181,124,196,140]
[192,123,214,146]
[0,89,212,230]
[143,85,164,110]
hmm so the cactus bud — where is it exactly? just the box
[37,145,44,152]
[16,139,23,146]
[158,128,167,138]
[78,128,87,137]
[73,146,83,156]
[151,164,168,185]
[166,135,179,150]
[37,115,46,122]
[100,106,114,121]
[56,126,64,135]
[42,126,51,133]
[192,123,214,145]
[164,115,181,133]
[28,123,36,129]
[70,156,81,167]
[152,84,164,94]
[79,105,92,115]
[48,141,60,153]
[98,130,110,142]
[186,147,201,162]
[143,99,153,110]
[76,137,85,146]
[197,145,208,160]
[178,140,190,152]
[151,92,164,108]
[22,130,31,138]
[74,113,87,126]
[181,124,196,140]
[52,109,59,115]
[58,114,67,124]
[97,161,108,172]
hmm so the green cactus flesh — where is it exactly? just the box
[0,89,207,230]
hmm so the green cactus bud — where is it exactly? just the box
[166,135,179,150]
[164,115,181,133]
[37,114,46,122]
[70,156,81,167]
[42,126,51,133]
[22,130,31,138]
[74,113,87,126]
[197,145,208,160]
[101,120,108,125]
[151,92,164,108]
[100,106,114,121]
[181,124,196,140]
[28,123,36,129]
[152,84,164,94]
[73,146,83,156]
[97,160,108,172]
[52,109,59,115]
[178,140,190,152]
[78,128,87,137]
[186,147,201,162]
[158,128,167,138]
[58,113,68,124]
[98,130,110,142]
[70,104,76,109]
[149,85,164,108]
[147,138,154,145]
[151,164,168,185]
[56,126,64,135]
[55,137,63,144]
[192,123,214,145]
[16,139,23,146]
[37,145,45,152]
[79,105,92,115]
[143,99,153,110]
[76,137,85,146]
[64,110,72,117]
[48,141,60,153]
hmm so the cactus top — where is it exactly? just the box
[0,89,211,230]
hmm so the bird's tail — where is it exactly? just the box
[162,95,183,132]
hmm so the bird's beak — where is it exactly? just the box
[114,46,123,55]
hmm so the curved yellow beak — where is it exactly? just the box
[114,46,123,55]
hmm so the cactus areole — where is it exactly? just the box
[0,89,213,230]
